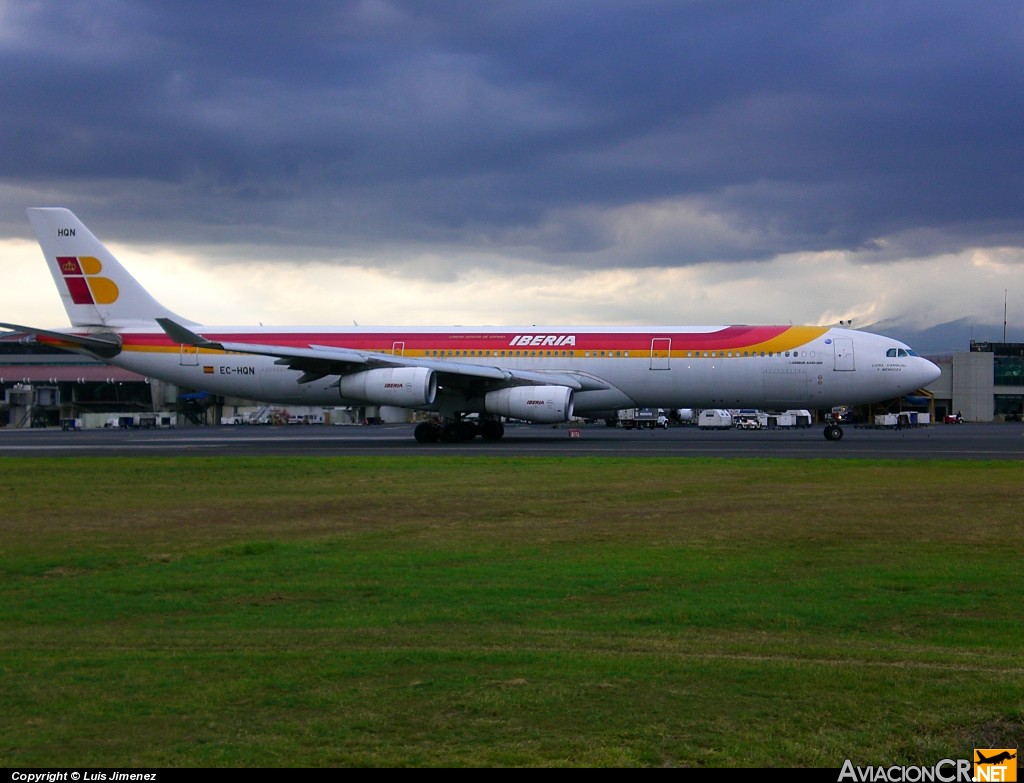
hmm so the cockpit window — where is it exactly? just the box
[886,347,919,358]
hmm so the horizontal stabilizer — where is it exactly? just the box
[156,318,223,349]
[0,321,122,359]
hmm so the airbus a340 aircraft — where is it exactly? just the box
[3,208,941,442]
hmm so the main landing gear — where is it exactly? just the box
[414,417,505,443]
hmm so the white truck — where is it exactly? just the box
[615,408,669,429]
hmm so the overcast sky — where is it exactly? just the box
[1,0,1022,351]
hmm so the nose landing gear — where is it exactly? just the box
[824,423,844,441]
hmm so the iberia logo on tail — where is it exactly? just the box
[57,255,119,305]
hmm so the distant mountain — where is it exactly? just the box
[861,318,1017,358]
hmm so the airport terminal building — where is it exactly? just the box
[1,332,1021,426]
[927,341,1024,422]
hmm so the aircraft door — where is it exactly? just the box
[392,341,405,356]
[179,344,199,366]
[833,338,855,371]
[650,338,671,370]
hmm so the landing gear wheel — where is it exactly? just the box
[441,421,478,442]
[824,424,844,441]
[480,420,505,441]
[414,422,440,443]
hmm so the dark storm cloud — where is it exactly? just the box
[1,0,1021,267]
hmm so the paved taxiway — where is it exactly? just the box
[1,422,1023,459]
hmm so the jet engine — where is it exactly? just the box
[339,367,437,407]
[485,385,574,423]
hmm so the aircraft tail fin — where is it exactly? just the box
[26,207,195,328]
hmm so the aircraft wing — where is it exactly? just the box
[156,318,611,392]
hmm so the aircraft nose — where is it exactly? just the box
[916,357,942,389]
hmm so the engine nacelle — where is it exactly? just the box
[485,385,574,423]
[339,367,437,407]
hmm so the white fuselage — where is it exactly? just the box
[103,323,941,414]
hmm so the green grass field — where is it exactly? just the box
[1,456,1021,767]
